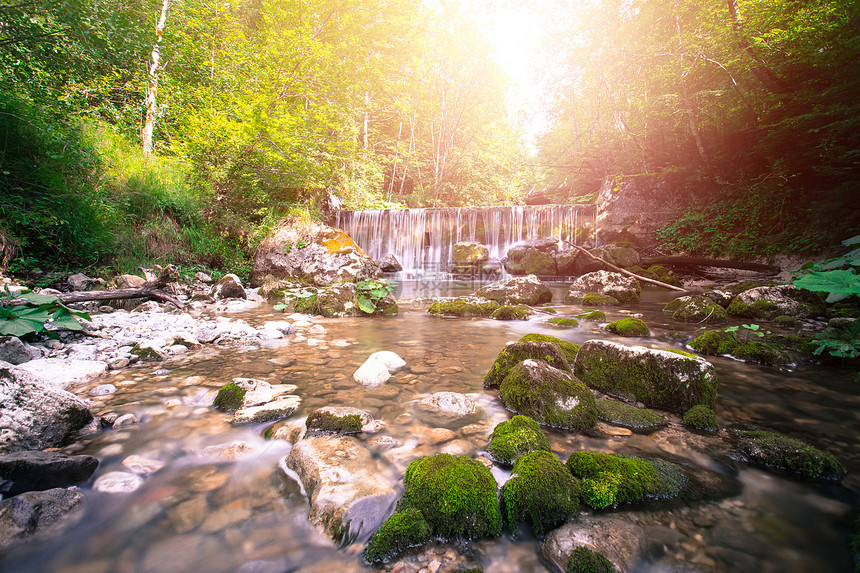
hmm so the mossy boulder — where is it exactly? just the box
[565,452,686,509]
[690,329,792,366]
[521,248,558,275]
[213,382,246,410]
[567,546,618,573]
[689,329,738,355]
[499,360,598,431]
[428,297,500,317]
[774,314,801,327]
[453,242,489,265]
[484,341,571,389]
[663,295,728,324]
[486,415,551,466]
[364,505,431,564]
[682,405,719,432]
[596,399,664,434]
[605,318,650,337]
[306,406,370,434]
[731,340,792,366]
[475,274,553,305]
[727,285,825,320]
[581,293,620,306]
[491,305,532,320]
[501,451,580,536]
[518,333,580,363]
[566,271,641,304]
[730,428,846,481]
[645,265,681,287]
[577,310,606,321]
[573,340,718,414]
[547,317,579,328]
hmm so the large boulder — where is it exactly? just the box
[0,336,34,365]
[542,514,646,573]
[727,285,825,320]
[574,340,718,414]
[483,341,571,389]
[664,295,728,324]
[452,242,489,265]
[475,274,553,306]
[0,361,93,453]
[251,216,381,287]
[502,238,559,275]
[730,428,846,481]
[0,488,85,550]
[285,435,399,545]
[0,451,98,496]
[377,253,403,273]
[210,274,246,300]
[552,249,581,275]
[575,245,641,274]
[566,271,641,304]
[499,360,598,431]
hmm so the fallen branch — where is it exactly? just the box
[642,256,780,274]
[564,242,687,292]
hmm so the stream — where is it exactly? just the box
[1,282,857,573]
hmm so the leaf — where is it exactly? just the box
[0,307,52,336]
[357,295,376,314]
[825,292,849,303]
[14,291,60,305]
[842,235,860,246]
[793,269,860,296]
[49,308,84,330]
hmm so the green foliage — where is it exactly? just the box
[810,320,860,359]
[725,323,771,343]
[213,382,246,410]
[356,279,396,314]
[682,406,719,432]
[486,415,551,466]
[0,288,89,337]
[567,546,617,573]
[278,287,321,315]
[501,451,580,537]
[605,318,650,337]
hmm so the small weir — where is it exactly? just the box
[334,204,598,273]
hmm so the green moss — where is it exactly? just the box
[428,298,500,317]
[582,293,620,306]
[487,415,551,466]
[306,411,363,434]
[518,333,581,363]
[577,310,606,321]
[731,428,846,481]
[662,298,687,312]
[727,298,780,319]
[130,344,162,361]
[491,305,531,320]
[670,296,728,324]
[403,454,502,539]
[213,382,246,410]
[501,451,580,537]
[682,405,719,432]
[62,405,94,429]
[567,546,617,573]
[605,318,650,337]
[774,315,801,327]
[664,348,697,359]
[732,341,790,366]
[596,399,664,433]
[690,329,738,355]
[522,248,557,275]
[646,265,681,287]
[547,317,580,327]
[566,452,687,509]
[363,505,431,564]
[499,360,598,431]
[484,341,570,389]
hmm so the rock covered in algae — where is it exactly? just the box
[730,428,846,481]
[727,284,825,320]
[501,450,580,537]
[574,340,717,414]
[518,333,581,363]
[499,360,597,431]
[542,515,643,573]
[604,318,650,337]
[305,406,374,435]
[483,340,570,389]
[490,305,532,320]
[566,546,618,573]
[663,295,728,324]
[486,415,551,466]
[566,271,641,304]
[363,454,501,563]
[682,405,719,432]
[475,274,553,305]
[595,399,665,434]
[689,329,793,366]
[427,296,500,317]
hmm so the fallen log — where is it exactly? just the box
[565,242,687,292]
[641,256,780,275]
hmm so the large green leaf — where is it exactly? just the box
[793,270,860,297]
[357,295,376,314]
[15,291,61,305]
[0,306,52,336]
[49,308,85,331]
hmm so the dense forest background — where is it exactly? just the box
[1,0,858,281]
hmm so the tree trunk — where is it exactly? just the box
[675,1,708,166]
[726,0,794,94]
[142,0,170,158]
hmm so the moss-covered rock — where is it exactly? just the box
[605,318,650,337]
[689,329,738,355]
[727,285,825,320]
[305,409,364,434]
[521,249,558,275]
[567,546,618,573]
[491,305,532,320]
[682,405,719,432]
[774,314,801,327]
[577,310,606,321]
[363,504,431,564]
[486,415,551,466]
[213,382,246,410]
[574,340,718,414]
[518,333,581,363]
[731,428,846,481]
[453,242,489,265]
[565,452,686,509]
[581,293,621,306]
[403,454,502,539]
[499,360,598,431]
[731,340,791,366]
[566,271,641,304]
[476,274,553,305]
[501,451,580,536]
[428,297,500,317]
[690,329,792,366]
[547,317,579,328]
[596,399,664,434]
[484,341,571,389]
[664,295,728,324]
[645,265,681,287]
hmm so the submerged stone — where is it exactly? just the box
[501,450,580,537]
[730,428,846,481]
[574,340,718,414]
[486,415,551,466]
[595,399,664,434]
[499,360,597,431]
[483,341,570,389]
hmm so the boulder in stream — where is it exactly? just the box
[566,271,641,304]
[377,253,403,272]
[663,295,728,324]
[475,274,553,306]
[483,340,570,389]
[542,514,645,573]
[0,488,85,550]
[486,415,551,466]
[727,284,825,320]
[730,427,846,481]
[210,274,246,300]
[0,451,98,496]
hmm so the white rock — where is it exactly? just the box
[256,328,284,340]
[308,324,327,335]
[16,358,108,389]
[353,359,391,389]
[114,413,138,427]
[90,384,117,396]
[232,395,302,424]
[93,471,144,493]
[367,351,406,371]
[122,455,166,476]
[262,320,295,334]
[416,392,477,418]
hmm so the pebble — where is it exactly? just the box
[91,384,117,396]
[114,413,139,427]
[93,471,144,493]
[308,324,327,335]
[122,455,166,475]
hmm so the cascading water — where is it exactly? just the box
[334,204,598,275]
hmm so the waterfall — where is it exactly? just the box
[334,204,598,275]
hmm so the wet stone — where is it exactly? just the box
[93,471,144,493]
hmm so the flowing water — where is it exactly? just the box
[1,284,857,573]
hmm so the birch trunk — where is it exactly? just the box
[142,0,170,158]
